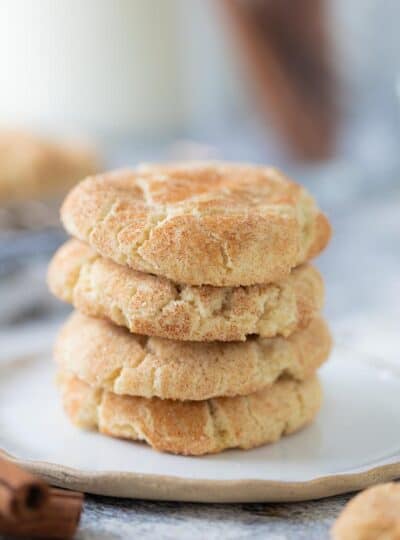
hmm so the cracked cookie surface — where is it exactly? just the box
[55,311,331,401]
[58,371,322,455]
[61,162,331,286]
[48,239,325,341]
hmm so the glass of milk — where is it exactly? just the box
[0,0,185,137]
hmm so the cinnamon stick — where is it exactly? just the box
[0,488,83,539]
[219,0,338,160]
[0,456,49,520]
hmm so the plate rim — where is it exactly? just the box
[1,348,400,502]
[1,448,400,503]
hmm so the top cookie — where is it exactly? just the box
[61,162,331,286]
[0,130,99,202]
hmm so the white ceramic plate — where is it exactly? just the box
[1,347,400,503]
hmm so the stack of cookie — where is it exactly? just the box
[48,162,332,456]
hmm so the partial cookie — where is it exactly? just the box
[58,371,322,456]
[0,130,99,201]
[61,162,331,286]
[55,311,331,401]
[48,239,324,341]
[332,483,400,540]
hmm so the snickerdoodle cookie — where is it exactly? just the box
[55,311,331,401]
[48,239,324,341]
[332,483,400,540]
[61,162,331,286]
[0,130,99,201]
[58,371,322,456]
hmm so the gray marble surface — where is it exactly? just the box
[0,494,350,539]
[0,184,399,539]
[75,494,353,540]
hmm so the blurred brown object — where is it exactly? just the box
[0,456,83,539]
[0,488,83,539]
[220,0,338,161]
[332,482,400,540]
[0,130,100,203]
[0,456,49,520]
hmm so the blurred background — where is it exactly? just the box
[0,0,399,363]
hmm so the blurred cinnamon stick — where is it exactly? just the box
[0,456,49,520]
[0,457,83,538]
[0,488,83,539]
[219,0,338,160]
